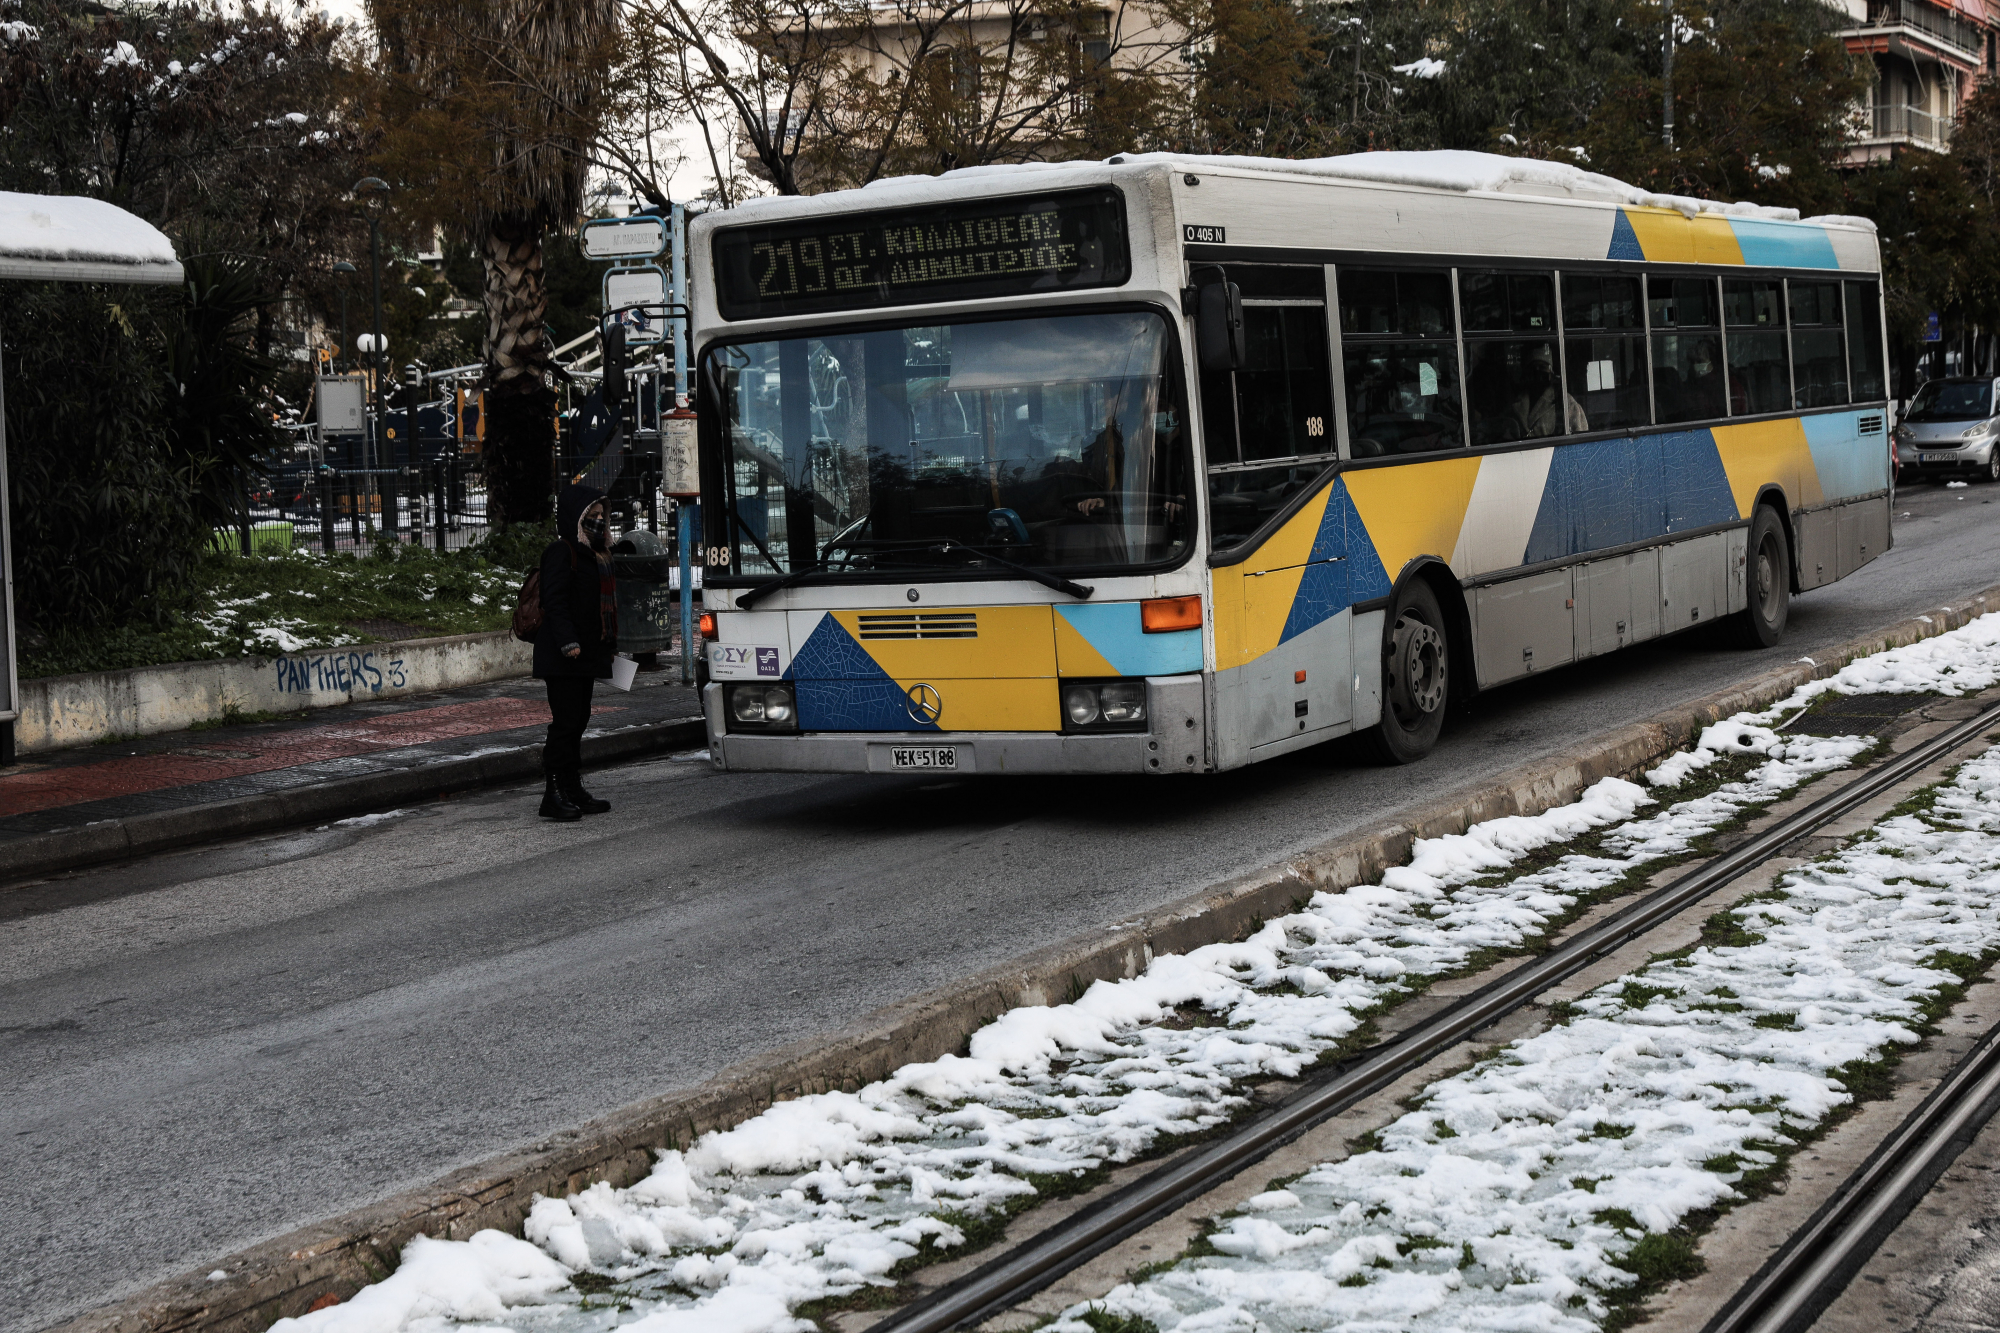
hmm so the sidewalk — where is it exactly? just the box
[0,670,705,882]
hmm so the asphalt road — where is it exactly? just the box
[7,480,2000,1333]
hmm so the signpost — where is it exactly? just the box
[582,203,698,681]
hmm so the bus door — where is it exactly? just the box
[1200,264,1353,759]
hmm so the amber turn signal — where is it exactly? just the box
[1141,595,1203,633]
[698,612,717,640]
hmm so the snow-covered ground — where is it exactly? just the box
[265,616,2000,1333]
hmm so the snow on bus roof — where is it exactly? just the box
[723,149,1872,234]
[0,191,184,284]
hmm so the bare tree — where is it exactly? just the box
[609,0,1230,199]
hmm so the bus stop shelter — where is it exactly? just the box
[0,191,184,763]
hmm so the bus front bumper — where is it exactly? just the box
[703,677,1207,775]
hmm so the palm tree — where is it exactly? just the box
[367,0,620,525]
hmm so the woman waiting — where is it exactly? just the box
[534,483,616,820]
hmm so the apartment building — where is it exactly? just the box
[1834,0,1997,158]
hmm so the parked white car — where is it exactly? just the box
[1895,376,2000,483]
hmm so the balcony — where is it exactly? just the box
[1841,0,1987,68]
[1856,101,1957,149]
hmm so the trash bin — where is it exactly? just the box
[610,527,676,656]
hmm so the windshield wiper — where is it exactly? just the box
[734,541,1093,609]
[928,541,1094,599]
[734,556,837,609]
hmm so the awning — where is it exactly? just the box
[0,191,183,285]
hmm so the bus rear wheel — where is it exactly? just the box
[1366,580,1450,765]
[1732,506,1791,649]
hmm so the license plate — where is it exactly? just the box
[891,746,957,770]
[1921,453,1954,463]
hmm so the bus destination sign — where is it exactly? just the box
[713,188,1129,320]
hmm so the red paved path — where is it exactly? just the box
[0,697,622,817]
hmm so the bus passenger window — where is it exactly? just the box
[1461,271,1578,445]
[1336,268,1462,456]
[1650,276,1724,423]
[1237,305,1334,462]
[1845,281,1886,400]
[1789,281,1848,407]
[1562,274,1646,431]
[1724,280,1789,415]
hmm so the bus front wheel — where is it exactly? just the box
[1732,506,1791,649]
[1367,580,1450,764]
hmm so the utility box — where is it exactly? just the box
[317,375,367,435]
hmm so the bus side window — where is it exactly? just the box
[1650,276,1724,424]
[1337,268,1462,456]
[1723,279,1789,416]
[1462,270,1577,445]
[1562,273,1647,431]
[1845,281,1886,400]
[1789,281,1848,408]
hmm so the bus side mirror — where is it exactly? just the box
[1196,281,1244,371]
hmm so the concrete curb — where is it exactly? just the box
[0,718,707,888]
[48,586,2000,1333]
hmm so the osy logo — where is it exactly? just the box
[711,644,781,677]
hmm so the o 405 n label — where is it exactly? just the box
[1182,224,1226,244]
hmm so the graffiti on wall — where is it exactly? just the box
[275,650,409,695]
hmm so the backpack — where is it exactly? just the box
[512,570,543,643]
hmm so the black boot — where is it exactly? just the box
[563,769,611,814]
[539,773,582,821]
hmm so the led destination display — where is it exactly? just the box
[713,188,1129,319]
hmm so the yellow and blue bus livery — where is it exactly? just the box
[688,152,1889,774]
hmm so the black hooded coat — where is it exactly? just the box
[534,484,616,680]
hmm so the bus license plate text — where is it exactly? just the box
[892,747,957,770]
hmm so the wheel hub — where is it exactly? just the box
[1390,615,1446,720]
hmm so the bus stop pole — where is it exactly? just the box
[678,500,697,685]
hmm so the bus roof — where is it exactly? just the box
[709,149,1875,236]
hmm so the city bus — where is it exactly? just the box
[687,151,1890,774]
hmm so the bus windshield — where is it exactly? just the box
[705,310,1193,579]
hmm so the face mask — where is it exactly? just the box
[1693,360,1713,376]
[582,515,606,538]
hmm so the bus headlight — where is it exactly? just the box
[1061,679,1148,732]
[727,683,797,730]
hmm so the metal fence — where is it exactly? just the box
[239,445,681,557]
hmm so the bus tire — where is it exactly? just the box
[1366,580,1450,764]
[1732,506,1791,649]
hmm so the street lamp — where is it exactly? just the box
[332,260,357,374]
[353,177,390,473]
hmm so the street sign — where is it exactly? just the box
[582,215,667,262]
[662,410,699,497]
[604,266,668,345]
[1925,311,1942,343]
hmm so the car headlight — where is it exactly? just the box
[1060,679,1148,732]
[1894,426,1914,441]
[726,682,797,730]
[1965,422,1997,439]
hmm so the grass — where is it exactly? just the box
[20,523,548,679]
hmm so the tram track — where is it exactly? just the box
[1699,1011,2000,1333]
[867,696,2000,1333]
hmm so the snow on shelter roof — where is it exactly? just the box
[724,148,1870,234]
[0,192,184,285]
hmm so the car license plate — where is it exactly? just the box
[891,746,956,770]
[1922,453,1954,463]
